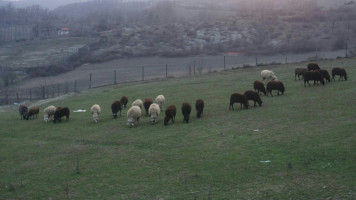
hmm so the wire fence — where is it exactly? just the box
[0,49,349,106]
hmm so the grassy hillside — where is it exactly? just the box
[0,57,355,199]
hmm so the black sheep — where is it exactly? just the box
[332,67,347,81]
[164,105,176,126]
[316,69,331,83]
[53,107,70,123]
[111,100,122,118]
[253,80,266,96]
[267,81,285,96]
[25,106,39,120]
[295,68,307,80]
[307,63,320,71]
[143,98,153,116]
[229,93,249,110]
[120,96,128,108]
[181,102,192,123]
[18,104,28,120]
[304,71,325,87]
[244,90,262,107]
[195,99,205,118]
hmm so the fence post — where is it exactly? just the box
[114,70,117,84]
[5,88,8,105]
[58,84,60,97]
[42,86,45,99]
[224,55,226,70]
[194,61,196,76]
[166,64,168,78]
[255,54,258,66]
[74,80,77,92]
[16,91,19,103]
[142,66,144,81]
[89,73,92,89]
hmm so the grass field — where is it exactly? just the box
[0,57,355,199]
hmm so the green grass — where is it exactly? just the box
[1,58,356,199]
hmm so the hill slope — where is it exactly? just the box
[0,57,355,199]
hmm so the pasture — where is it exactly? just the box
[0,57,355,199]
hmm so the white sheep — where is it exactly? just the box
[261,70,278,84]
[131,99,143,109]
[43,105,56,123]
[155,95,165,110]
[127,106,141,128]
[148,103,160,124]
[91,104,101,123]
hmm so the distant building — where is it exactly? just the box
[57,28,70,36]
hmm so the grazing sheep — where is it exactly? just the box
[120,96,128,108]
[43,105,56,123]
[164,104,176,126]
[18,104,28,120]
[304,71,325,87]
[25,106,39,120]
[143,98,153,116]
[332,67,348,81]
[155,95,165,110]
[181,102,192,123]
[127,106,141,128]
[91,104,101,123]
[261,70,278,84]
[307,63,320,71]
[229,93,249,110]
[53,107,70,123]
[148,103,160,124]
[316,69,331,83]
[111,100,122,118]
[253,80,267,96]
[267,81,285,96]
[244,90,262,107]
[195,99,205,118]
[295,68,307,80]
[131,99,143,109]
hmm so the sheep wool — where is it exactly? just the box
[148,103,160,124]
[43,105,56,123]
[261,70,278,84]
[91,104,101,123]
[131,99,143,109]
[127,106,141,128]
[155,95,165,110]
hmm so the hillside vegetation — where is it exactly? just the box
[0,57,355,199]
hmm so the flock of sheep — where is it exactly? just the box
[18,94,205,127]
[17,63,348,127]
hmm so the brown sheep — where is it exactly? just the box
[120,96,128,108]
[25,106,39,120]
[295,68,307,80]
[267,81,285,96]
[307,63,320,71]
[164,105,176,126]
[304,71,325,87]
[181,102,192,123]
[253,80,266,96]
[315,69,331,83]
[244,90,262,107]
[18,104,28,120]
[143,98,153,116]
[195,99,205,118]
[53,107,70,123]
[332,67,347,81]
[111,100,122,118]
[229,93,249,110]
